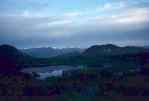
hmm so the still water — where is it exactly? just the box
[22,65,83,79]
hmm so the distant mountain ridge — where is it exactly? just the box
[144,46,149,49]
[21,44,148,58]
[22,47,83,58]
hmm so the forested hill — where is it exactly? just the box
[83,44,146,57]
[0,44,34,72]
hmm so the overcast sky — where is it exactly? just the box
[0,0,149,48]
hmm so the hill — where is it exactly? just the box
[83,44,146,57]
[0,44,32,72]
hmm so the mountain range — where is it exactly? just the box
[0,44,149,72]
[22,44,147,58]
[22,47,83,58]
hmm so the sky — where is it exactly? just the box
[0,0,149,48]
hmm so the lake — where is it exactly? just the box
[22,65,83,79]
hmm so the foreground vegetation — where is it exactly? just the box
[0,64,149,100]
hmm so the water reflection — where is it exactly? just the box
[22,65,83,79]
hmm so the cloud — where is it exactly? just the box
[64,12,82,18]
[0,1,149,48]
[96,1,126,13]
[115,8,149,23]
